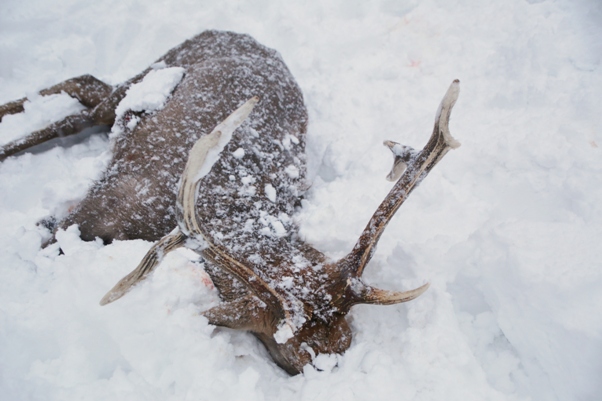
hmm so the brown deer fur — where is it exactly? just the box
[0,30,460,374]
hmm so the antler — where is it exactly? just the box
[100,97,266,308]
[176,95,308,337]
[99,230,186,305]
[99,81,461,374]
[335,80,461,307]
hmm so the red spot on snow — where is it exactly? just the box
[200,272,214,289]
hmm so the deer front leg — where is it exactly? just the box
[0,75,112,121]
[0,98,28,121]
[0,112,97,161]
[40,75,113,109]
[0,75,114,161]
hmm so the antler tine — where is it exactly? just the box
[348,279,430,306]
[383,140,417,182]
[177,96,261,235]
[342,80,461,277]
[99,229,187,305]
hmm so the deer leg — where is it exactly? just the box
[0,75,115,161]
[99,229,187,305]
[0,112,98,161]
[0,75,112,122]
[39,74,113,109]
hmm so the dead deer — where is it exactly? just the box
[0,30,460,374]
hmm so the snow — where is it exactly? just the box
[258,212,288,238]
[111,66,184,137]
[114,67,184,119]
[233,147,246,159]
[265,184,277,203]
[285,164,300,179]
[1,0,601,400]
[274,322,295,344]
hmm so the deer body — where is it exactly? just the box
[53,31,308,245]
[0,31,461,374]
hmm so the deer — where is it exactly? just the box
[0,30,461,375]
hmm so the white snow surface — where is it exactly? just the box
[0,0,601,400]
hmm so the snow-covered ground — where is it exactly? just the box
[1,0,601,400]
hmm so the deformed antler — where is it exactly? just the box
[101,79,461,374]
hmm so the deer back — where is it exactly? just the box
[61,31,309,247]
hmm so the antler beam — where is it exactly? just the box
[340,79,460,279]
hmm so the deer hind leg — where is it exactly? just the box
[0,75,114,161]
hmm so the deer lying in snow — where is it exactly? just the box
[0,30,461,374]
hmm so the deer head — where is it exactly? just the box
[101,80,461,374]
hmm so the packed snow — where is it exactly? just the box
[112,66,185,135]
[0,0,600,400]
[114,66,184,119]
